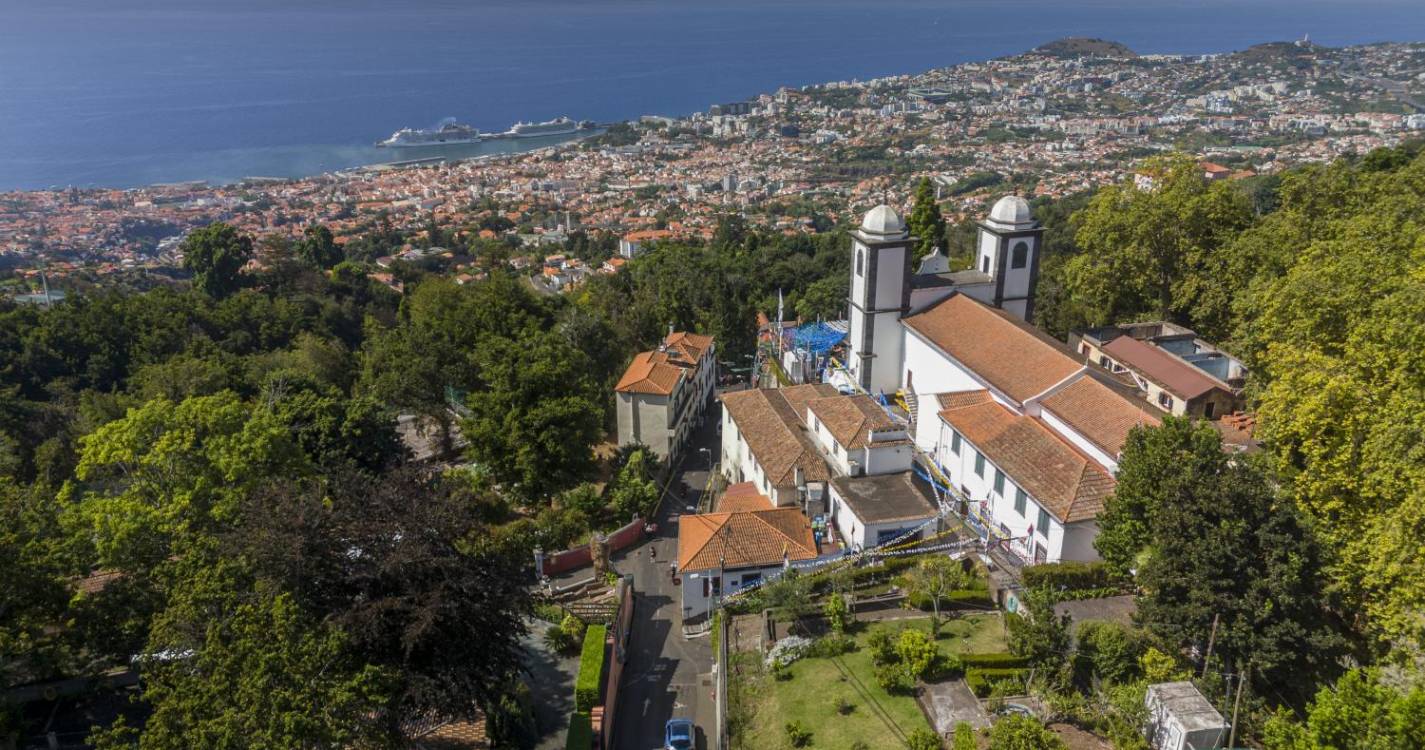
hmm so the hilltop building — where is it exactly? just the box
[834,199,1164,564]
[614,331,716,460]
[1070,322,1246,419]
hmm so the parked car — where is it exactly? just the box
[664,718,694,750]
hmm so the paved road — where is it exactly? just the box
[611,413,720,750]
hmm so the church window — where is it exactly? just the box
[974,452,985,478]
[1014,488,1027,515]
[856,249,864,277]
[1204,401,1216,419]
[950,431,961,456]
[993,469,1005,495]
[1011,241,1028,269]
[980,255,990,274]
[1037,507,1051,535]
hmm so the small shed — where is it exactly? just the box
[1144,682,1228,750]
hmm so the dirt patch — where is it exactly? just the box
[1049,722,1112,750]
[729,613,765,653]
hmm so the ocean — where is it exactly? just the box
[1,0,1423,191]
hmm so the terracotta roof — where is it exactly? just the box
[807,394,901,450]
[936,390,995,410]
[939,398,1115,524]
[716,482,774,513]
[720,385,837,489]
[614,331,713,395]
[1101,335,1225,400]
[678,507,819,571]
[902,293,1083,404]
[1038,372,1163,457]
[663,331,714,368]
[614,350,684,395]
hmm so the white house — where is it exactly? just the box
[615,331,716,461]
[834,200,1165,564]
[677,499,824,619]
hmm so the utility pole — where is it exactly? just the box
[1201,613,1220,679]
[1228,663,1248,749]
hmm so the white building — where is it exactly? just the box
[719,384,939,551]
[614,331,716,461]
[1144,682,1228,750]
[835,199,1164,564]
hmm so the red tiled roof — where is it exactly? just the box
[1101,336,1225,400]
[1038,372,1163,457]
[939,398,1115,524]
[614,331,713,395]
[903,293,1083,404]
[716,482,775,513]
[719,384,837,489]
[807,394,901,450]
[678,507,819,571]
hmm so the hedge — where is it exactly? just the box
[565,711,593,750]
[958,652,1031,669]
[574,624,608,712]
[1020,561,1118,592]
[965,667,1029,697]
[905,588,994,610]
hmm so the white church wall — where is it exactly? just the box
[977,231,998,276]
[1000,238,1035,301]
[873,244,907,310]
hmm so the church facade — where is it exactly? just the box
[837,198,1162,564]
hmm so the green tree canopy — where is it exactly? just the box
[181,223,253,299]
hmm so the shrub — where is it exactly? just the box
[544,623,574,653]
[824,593,850,633]
[1075,621,1143,683]
[867,626,897,666]
[927,651,963,681]
[951,722,977,750]
[1021,561,1118,592]
[965,667,1029,697]
[958,652,1031,669]
[851,742,871,750]
[907,588,993,611]
[835,696,855,715]
[784,720,813,747]
[811,633,855,658]
[561,613,587,643]
[564,711,593,750]
[573,624,608,712]
[765,635,813,669]
[896,629,940,681]
[907,727,944,750]
[875,662,912,694]
[533,601,566,624]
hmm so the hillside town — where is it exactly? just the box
[2,38,1423,297]
[2,32,1425,750]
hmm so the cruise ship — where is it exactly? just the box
[377,119,483,147]
[506,116,584,138]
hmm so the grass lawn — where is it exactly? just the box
[731,613,1006,750]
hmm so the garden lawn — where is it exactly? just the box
[733,614,1006,750]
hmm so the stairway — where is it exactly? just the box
[904,390,919,430]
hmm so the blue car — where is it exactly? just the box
[664,718,694,750]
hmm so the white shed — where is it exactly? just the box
[1144,681,1228,750]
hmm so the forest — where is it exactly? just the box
[2,141,1424,747]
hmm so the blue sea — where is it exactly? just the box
[1,0,1423,191]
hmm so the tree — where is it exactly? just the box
[823,593,849,635]
[1135,455,1345,703]
[1074,621,1143,685]
[1262,668,1425,750]
[1063,154,1252,338]
[463,331,603,500]
[608,449,659,520]
[0,480,77,688]
[1008,587,1072,673]
[905,555,971,636]
[234,466,532,718]
[182,222,253,299]
[762,569,814,633]
[109,555,393,749]
[908,176,948,260]
[895,628,940,681]
[793,275,848,321]
[988,714,1066,750]
[1094,417,1227,576]
[951,722,977,750]
[294,224,343,269]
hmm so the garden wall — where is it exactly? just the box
[542,518,647,576]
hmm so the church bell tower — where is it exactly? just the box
[847,205,913,394]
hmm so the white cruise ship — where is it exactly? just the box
[507,116,582,138]
[378,119,483,147]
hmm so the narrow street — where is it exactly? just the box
[611,412,721,749]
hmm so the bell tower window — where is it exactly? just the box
[856,248,864,277]
[1011,241,1028,269]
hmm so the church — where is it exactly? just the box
[834,197,1163,564]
